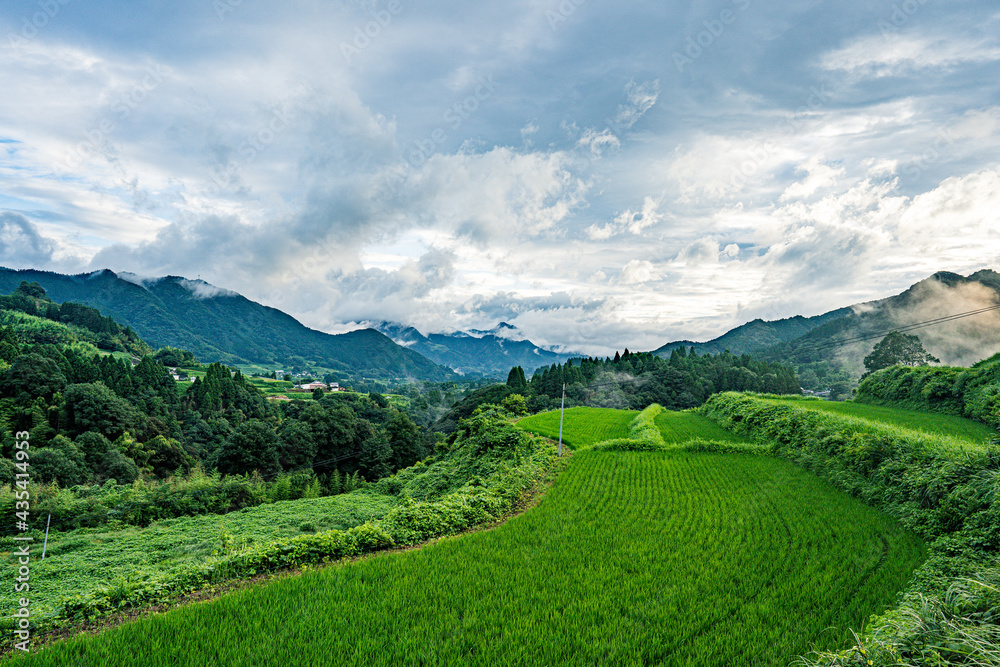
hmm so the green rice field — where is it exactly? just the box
[515,406,637,448]
[653,410,752,444]
[517,406,752,448]
[11,449,926,666]
[761,396,996,447]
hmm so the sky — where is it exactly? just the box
[1,0,999,356]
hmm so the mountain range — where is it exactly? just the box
[2,266,997,386]
[0,268,455,382]
[654,269,1000,384]
[373,321,573,377]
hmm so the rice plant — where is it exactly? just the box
[10,451,926,666]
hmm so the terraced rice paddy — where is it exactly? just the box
[760,397,996,448]
[13,449,926,666]
[516,406,637,448]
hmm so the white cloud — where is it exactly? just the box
[614,79,660,129]
[779,155,846,201]
[821,33,1000,78]
[586,196,664,240]
[619,259,658,285]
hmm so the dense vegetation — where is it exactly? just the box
[0,282,148,357]
[0,268,455,382]
[701,393,1000,665]
[1,401,557,647]
[7,442,927,666]
[438,347,800,430]
[0,284,450,540]
[855,352,1000,430]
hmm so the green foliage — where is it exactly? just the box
[857,353,1000,431]
[0,282,150,356]
[863,331,940,379]
[216,420,280,476]
[500,392,528,416]
[153,347,198,367]
[505,365,527,390]
[7,451,926,666]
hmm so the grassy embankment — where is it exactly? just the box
[701,392,1000,666]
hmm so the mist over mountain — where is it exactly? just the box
[374,321,574,377]
[0,267,456,382]
[653,309,854,358]
[654,270,1000,386]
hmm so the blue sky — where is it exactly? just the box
[1,0,999,355]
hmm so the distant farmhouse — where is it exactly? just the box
[291,381,341,392]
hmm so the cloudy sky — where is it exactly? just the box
[1,0,999,355]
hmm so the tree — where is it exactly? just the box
[276,420,317,470]
[216,419,280,476]
[32,435,89,486]
[63,382,142,441]
[863,332,940,379]
[1,353,67,399]
[506,366,527,391]
[386,410,421,470]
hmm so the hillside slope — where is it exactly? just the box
[654,270,1000,385]
[0,268,456,381]
[765,270,1000,380]
[654,309,853,357]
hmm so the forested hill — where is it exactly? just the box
[654,308,853,357]
[755,270,1000,387]
[436,348,800,431]
[0,268,456,382]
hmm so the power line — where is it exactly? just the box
[755,303,1000,361]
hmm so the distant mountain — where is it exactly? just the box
[653,309,854,357]
[655,270,1000,384]
[375,321,574,377]
[768,270,1000,378]
[0,268,457,382]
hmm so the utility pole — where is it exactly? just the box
[558,383,565,456]
[41,513,51,560]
